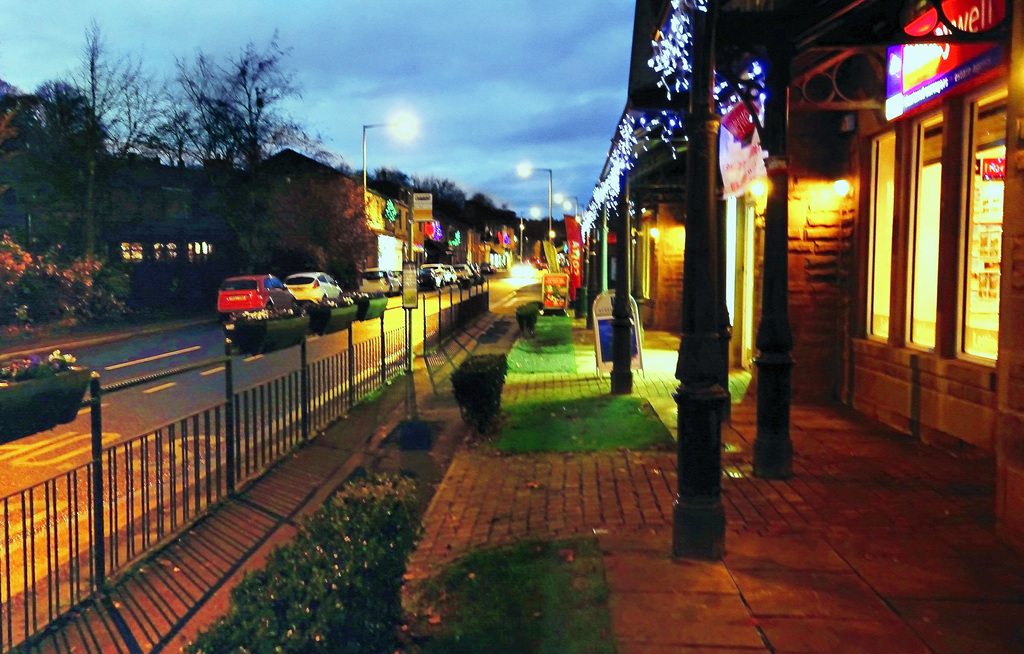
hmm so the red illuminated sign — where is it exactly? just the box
[978,157,1005,180]
[903,0,1004,37]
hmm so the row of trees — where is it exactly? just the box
[0,24,516,300]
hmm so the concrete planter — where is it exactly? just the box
[309,304,359,336]
[355,296,389,321]
[226,315,309,355]
[0,367,91,443]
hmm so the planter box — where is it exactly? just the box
[309,304,359,336]
[0,367,91,443]
[356,296,389,321]
[226,315,310,355]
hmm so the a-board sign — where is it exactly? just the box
[591,290,643,373]
[542,273,570,311]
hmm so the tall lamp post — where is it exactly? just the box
[362,112,418,240]
[519,219,525,261]
[517,163,553,243]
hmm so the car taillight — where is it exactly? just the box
[312,280,320,288]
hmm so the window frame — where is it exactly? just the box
[867,131,897,341]
[906,111,945,351]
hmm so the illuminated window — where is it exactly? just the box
[868,132,896,338]
[962,89,1006,360]
[120,242,143,262]
[909,114,943,348]
[187,241,213,262]
[153,242,178,261]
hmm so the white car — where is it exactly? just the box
[359,268,400,295]
[284,272,343,306]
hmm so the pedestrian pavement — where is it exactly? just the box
[18,300,1024,653]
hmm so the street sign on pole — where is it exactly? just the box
[412,193,433,222]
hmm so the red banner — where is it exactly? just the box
[564,214,583,301]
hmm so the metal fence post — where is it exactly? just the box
[380,311,387,387]
[437,289,443,344]
[89,373,105,589]
[421,295,427,355]
[300,338,309,440]
[224,338,236,493]
[348,323,355,409]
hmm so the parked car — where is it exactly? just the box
[441,264,458,286]
[390,271,404,295]
[359,268,399,295]
[284,272,343,306]
[479,262,495,275]
[418,264,447,290]
[452,263,479,288]
[217,275,297,318]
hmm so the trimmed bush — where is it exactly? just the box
[450,353,508,433]
[515,301,541,336]
[187,474,419,654]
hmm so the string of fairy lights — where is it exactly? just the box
[580,0,765,234]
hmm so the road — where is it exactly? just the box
[0,272,540,497]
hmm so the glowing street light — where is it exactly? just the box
[553,193,579,218]
[517,162,553,242]
[363,111,419,230]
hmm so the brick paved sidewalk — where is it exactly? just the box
[407,325,1024,653]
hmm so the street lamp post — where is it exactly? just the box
[517,163,554,243]
[519,219,525,261]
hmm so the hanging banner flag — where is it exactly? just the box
[564,214,583,301]
[719,99,767,198]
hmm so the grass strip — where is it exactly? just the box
[506,314,576,374]
[496,395,673,453]
[415,538,614,654]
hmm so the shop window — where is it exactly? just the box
[868,132,896,338]
[120,242,143,262]
[908,114,943,349]
[962,89,1006,360]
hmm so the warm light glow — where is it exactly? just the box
[649,227,660,239]
[549,229,556,239]
[530,206,542,219]
[519,222,525,230]
[834,179,851,197]
[390,111,418,141]
[750,180,766,198]
[517,162,534,178]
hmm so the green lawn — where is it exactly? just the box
[506,314,576,374]
[413,538,613,654]
[495,395,673,453]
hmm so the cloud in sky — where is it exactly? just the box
[0,0,636,217]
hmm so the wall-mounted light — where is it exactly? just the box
[649,227,660,240]
[834,179,851,197]
[750,180,767,198]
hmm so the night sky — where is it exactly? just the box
[0,0,637,221]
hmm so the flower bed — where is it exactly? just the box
[0,351,90,442]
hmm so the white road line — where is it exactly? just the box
[143,382,177,394]
[104,345,201,371]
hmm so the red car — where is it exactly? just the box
[217,275,297,317]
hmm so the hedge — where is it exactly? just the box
[450,353,509,433]
[187,474,419,654]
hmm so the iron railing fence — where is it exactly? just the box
[0,285,489,651]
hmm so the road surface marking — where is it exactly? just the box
[244,355,263,362]
[201,366,225,376]
[104,345,201,371]
[143,382,177,394]
[77,402,109,415]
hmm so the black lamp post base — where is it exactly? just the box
[672,497,725,560]
[752,352,794,479]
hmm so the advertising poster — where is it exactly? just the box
[542,273,570,311]
[402,261,419,309]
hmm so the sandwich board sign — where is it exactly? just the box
[591,290,643,374]
[542,272,570,311]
